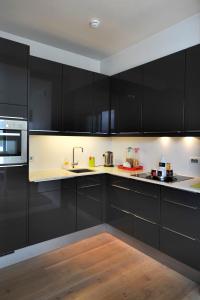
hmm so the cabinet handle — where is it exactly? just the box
[111,204,133,216]
[0,132,20,136]
[30,130,60,132]
[164,199,198,210]
[0,164,25,168]
[134,214,157,225]
[79,183,101,189]
[162,226,196,241]
[112,184,130,191]
[0,116,26,120]
[94,132,108,134]
[118,132,141,134]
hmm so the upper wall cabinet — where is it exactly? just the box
[0,37,29,119]
[110,66,143,134]
[62,65,93,133]
[93,73,110,134]
[29,56,62,132]
[185,44,200,133]
[142,51,185,133]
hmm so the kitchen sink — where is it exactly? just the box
[69,168,94,173]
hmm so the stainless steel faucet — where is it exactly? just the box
[72,147,84,168]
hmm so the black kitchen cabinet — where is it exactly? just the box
[143,51,185,133]
[77,175,105,230]
[110,66,143,134]
[107,175,160,248]
[160,228,200,270]
[108,205,134,236]
[161,187,199,239]
[0,37,29,118]
[185,44,200,133]
[29,179,76,245]
[0,165,28,256]
[93,73,110,134]
[29,56,62,132]
[62,65,93,133]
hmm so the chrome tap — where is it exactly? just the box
[72,147,84,168]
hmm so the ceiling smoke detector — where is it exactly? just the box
[89,18,101,29]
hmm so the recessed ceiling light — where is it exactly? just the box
[89,18,101,29]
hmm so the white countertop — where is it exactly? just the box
[29,166,200,194]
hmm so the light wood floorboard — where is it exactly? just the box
[0,233,199,300]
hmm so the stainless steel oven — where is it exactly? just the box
[0,119,27,165]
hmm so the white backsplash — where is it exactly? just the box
[29,135,200,177]
[111,136,200,177]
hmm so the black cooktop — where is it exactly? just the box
[131,173,193,183]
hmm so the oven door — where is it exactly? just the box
[0,129,27,165]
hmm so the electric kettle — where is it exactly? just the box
[103,151,114,167]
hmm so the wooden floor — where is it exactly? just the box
[0,233,199,300]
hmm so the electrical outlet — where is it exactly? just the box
[29,156,34,161]
[190,157,200,165]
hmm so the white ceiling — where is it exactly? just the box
[0,0,200,60]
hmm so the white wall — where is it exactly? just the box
[101,13,200,75]
[30,136,200,177]
[29,135,112,170]
[111,137,200,177]
[0,30,100,72]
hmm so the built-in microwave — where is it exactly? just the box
[0,118,27,165]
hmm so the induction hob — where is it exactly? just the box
[131,173,193,183]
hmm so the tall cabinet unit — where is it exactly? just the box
[185,44,200,133]
[0,37,29,119]
[142,51,185,133]
[29,56,62,132]
[0,166,28,256]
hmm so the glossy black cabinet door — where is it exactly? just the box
[143,51,185,133]
[93,73,110,134]
[77,175,104,230]
[29,179,76,245]
[62,65,93,133]
[108,205,134,236]
[110,67,143,134]
[185,44,200,133]
[0,165,28,256]
[134,216,159,249]
[29,56,62,131]
[0,38,29,118]
[160,228,200,270]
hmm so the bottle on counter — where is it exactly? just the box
[89,156,95,167]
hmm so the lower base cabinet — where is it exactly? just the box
[29,179,76,245]
[77,175,105,231]
[160,228,200,270]
[134,216,159,249]
[108,205,134,236]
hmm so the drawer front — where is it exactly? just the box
[132,191,160,223]
[161,200,198,239]
[109,175,131,190]
[134,216,159,249]
[62,178,76,190]
[161,187,199,208]
[77,192,102,231]
[160,228,200,270]
[130,179,160,199]
[30,180,61,194]
[77,174,103,189]
[109,185,133,212]
[108,205,134,236]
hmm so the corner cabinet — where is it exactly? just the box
[185,44,200,134]
[29,56,62,132]
[142,51,185,133]
[0,37,29,119]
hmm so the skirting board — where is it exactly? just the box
[0,223,199,284]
